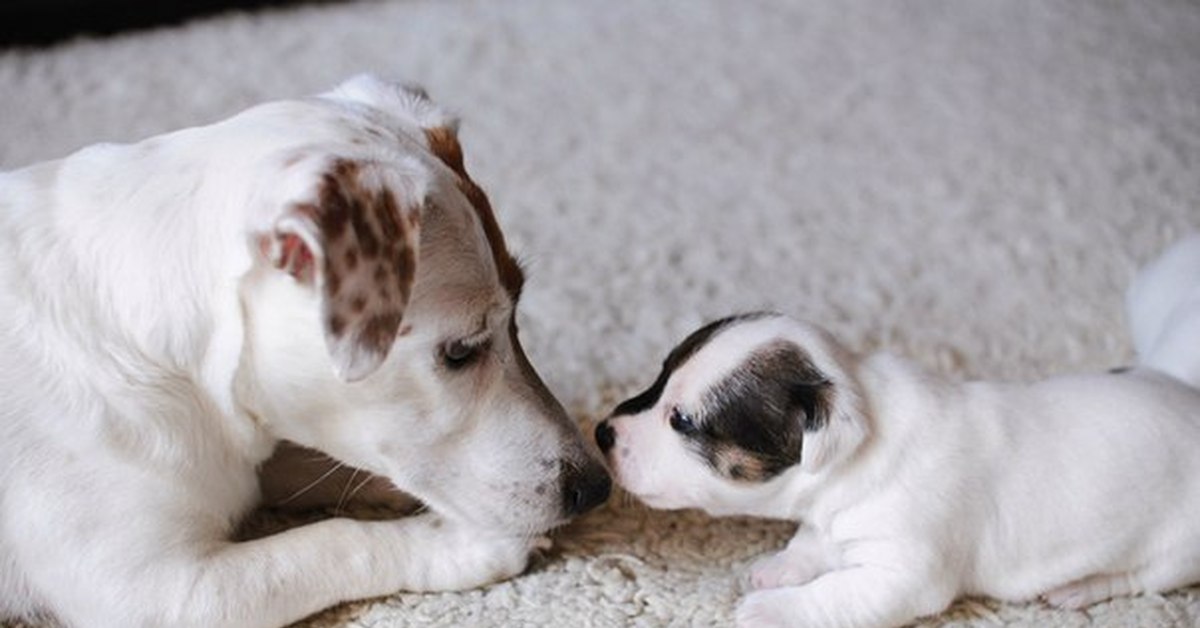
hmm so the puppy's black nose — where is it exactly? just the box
[561,462,612,517]
[594,420,616,453]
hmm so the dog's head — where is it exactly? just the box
[232,76,609,533]
[595,313,868,517]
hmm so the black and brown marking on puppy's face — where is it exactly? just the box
[687,340,830,482]
[609,313,831,483]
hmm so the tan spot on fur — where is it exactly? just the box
[326,266,342,296]
[425,126,466,174]
[424,127,524,299]
[712,445,771,482]
[328,314,346,337]
[359,312,403,353]
[294,157,419,373]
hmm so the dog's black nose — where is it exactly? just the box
[594,420,616,452]
[561,462,612,517]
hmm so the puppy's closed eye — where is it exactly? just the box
[668,407,700,435]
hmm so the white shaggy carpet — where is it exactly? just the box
[3,1,1200,626]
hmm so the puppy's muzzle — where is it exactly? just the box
[560,459,612,517]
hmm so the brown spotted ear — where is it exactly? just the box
[266,158,423,382]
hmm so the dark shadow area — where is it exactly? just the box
[0,0,333,47]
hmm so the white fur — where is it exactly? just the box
[0,75,603,627]
[1128,233,1200,388]
[605,240,1200,627]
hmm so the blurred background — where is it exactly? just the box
[2,1,1198,625]
[0,0,311,45]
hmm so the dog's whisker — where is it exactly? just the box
[343,472,376,507]
[334,469,363,514]
[277,460,345,505]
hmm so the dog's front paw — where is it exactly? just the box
[745,551,824,591]
[736,589,796,628]
[419,521,545,591]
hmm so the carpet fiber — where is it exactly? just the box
[2,1,1199,625]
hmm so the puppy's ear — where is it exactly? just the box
[265,158,423,382]
[799,385,868,473]
[797,334,869,474]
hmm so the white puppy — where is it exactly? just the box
[0,76,609,627]
[596,241,1200,627]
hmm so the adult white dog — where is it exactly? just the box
[0,75,610,627]
[596,236,1200,627]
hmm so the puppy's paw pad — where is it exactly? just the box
[745,553,821,591]
[1043,586,1093,610]
[736,590,792,628]
[1043,576,1126,610]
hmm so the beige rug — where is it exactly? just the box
[2,0,1199,625]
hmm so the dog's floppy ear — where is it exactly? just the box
[266,158,423,382]
[798,384,867,473]
[796,333,869,474]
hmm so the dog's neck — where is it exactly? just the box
[3,142,272,467]
[773,351,959,526]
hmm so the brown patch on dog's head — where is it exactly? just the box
[268,158,421,381]
[689,339,831,482]
[424,127,524,300]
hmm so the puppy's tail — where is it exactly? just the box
[1126,232,1200,388]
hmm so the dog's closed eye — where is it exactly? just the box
[441,337,490,370]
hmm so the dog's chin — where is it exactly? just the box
[415,491,564,534]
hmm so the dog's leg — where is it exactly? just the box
[735,564,955,628]
[21,503,538,628]
[187,514,541,626]
[1047,551,1200,610]
[744,525,840,591]
[1043,573,1138,609]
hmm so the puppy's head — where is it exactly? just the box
[595,314,867,516]
[233,76,609,533]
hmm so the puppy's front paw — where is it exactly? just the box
[1043,573,1129,610]
[745,551,823,591]
[736,589,795,628]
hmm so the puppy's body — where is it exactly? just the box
[794,359,1200,612]
[1,77,608,627]
[598,239,1200,627]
